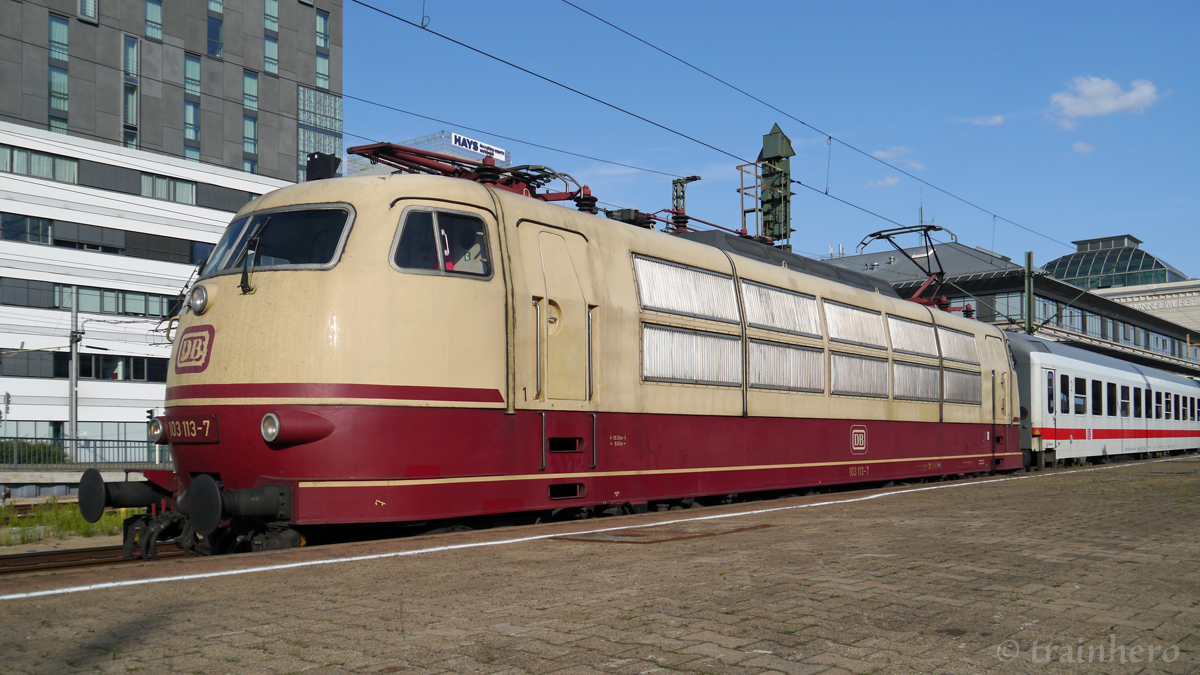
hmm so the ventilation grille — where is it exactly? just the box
[894,361,940,401]
[634,256,739,322]
[749,341,823,392]
[888,316,938,357]
[944,368,982,404]
[742,281,822,337]
[831,352,888,397]
[939,327,980,364]
[643,324,742,386]
[825,301,886,348]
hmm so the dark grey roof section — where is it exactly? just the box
[826,241,1027,285]
[1005,330,1200,389]
[677,230,899,297]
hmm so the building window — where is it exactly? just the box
[265,0,278,31]
[49,67,69,113]
[264,35,278,74]
[49,118,69,135]
[122,84,139,141]
[145,0,163,40]
[297,86,343,181]
[316,9,329,48]
[208,0,222,12]
[49,14,69,62]
[184,100,200,141]
[316,53,329,89]
[123,35,139,78]
[243,116,257,154]
[140,173,197,205]
[184,146,200,162]
[243,71,258,110]
[0,144,78,183]
[79,0,97,21]
[243,159,257,174]
[185,54,201,94]
[207,17,222,58]
[1,214,52,244]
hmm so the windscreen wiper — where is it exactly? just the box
[238,216,270,295]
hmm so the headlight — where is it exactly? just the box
[148,417,166,443]
[188,285,209,314]
[261,413,281,443]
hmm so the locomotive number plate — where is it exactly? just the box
[166,414,219,444]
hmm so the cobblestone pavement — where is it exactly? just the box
[1,456,1198,675]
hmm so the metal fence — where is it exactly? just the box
[0,438,173,472]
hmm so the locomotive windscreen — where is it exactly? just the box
[201,207,350,276]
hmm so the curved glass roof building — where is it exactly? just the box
[1042,235,1188,290]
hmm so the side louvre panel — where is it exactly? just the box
[824,301,886,348]
[944,368,983,404]
[888,316,938,357]
[830,352,888,397]
[749,340,823,392]
[893,361,940,401]
[939,327,980,364]
[633,256,739,322]
[642,324,742,386]
[741,281,822,337]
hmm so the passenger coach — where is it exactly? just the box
[1009,332,1200,466]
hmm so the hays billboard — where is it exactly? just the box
[451,133,507,163]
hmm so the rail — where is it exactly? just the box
[0,438,173,472]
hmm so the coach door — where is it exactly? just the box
[1042,368,1058,454]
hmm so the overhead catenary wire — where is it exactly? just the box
[557,0,1073,250]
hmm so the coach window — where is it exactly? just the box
[1091,380,1103,416]
[1146,389,1154,420]
[1175,394,1181,421]
[1060,374,1070,415]
[392,209,490,278]
[1046,371,1054,414]
[1193,397,1197,422]
[1120,386,1130,417]
[1156,391,1163,419]
[1074,377,1087,415]
[1106,382,1117,417]
[1134,387,1142,418]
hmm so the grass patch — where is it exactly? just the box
[0,497,141,547]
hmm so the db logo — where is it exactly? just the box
[174,325,215,374]
[850,425,868,455]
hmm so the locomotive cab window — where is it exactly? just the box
[201,206,352,277]
[392,209,491,278]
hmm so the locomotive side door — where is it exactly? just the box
[984,336,1010,462]
[517,221,598,474]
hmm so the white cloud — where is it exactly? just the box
[1073,142,1094,155]
[866,176,901,189]
[972,115,1005,126]
[1050,77,1164,130]
[871,146,924,170]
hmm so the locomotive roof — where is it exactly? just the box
[673,230,900,297]
[1005,330,1200,388]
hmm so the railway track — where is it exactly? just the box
[0,544,185,575]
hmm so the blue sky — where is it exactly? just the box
[345,1,1198,272]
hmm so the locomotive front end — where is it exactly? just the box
[110,175,507,555]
